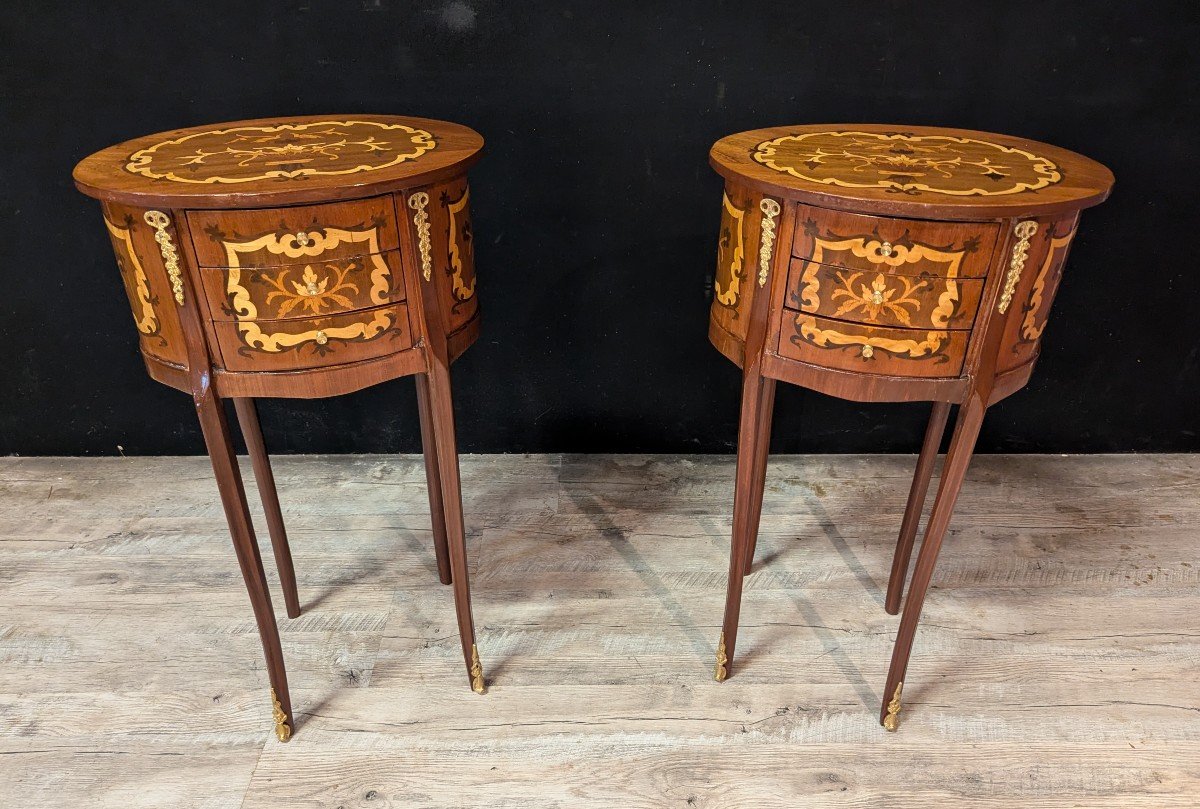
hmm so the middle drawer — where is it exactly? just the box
[784,257,984,331]
[200,250,406,322]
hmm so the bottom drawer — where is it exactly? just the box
[212,303,413,372]
[778,313,968,378]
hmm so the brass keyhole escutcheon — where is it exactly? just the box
[314,330,328,345]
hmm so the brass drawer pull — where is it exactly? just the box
[409,191,433,282]
[998,220,1038,314]
[295,231,312,247]
[861,345,874,359]
[143,210,185,306]
[314,330,328,345]
[879,241,894,257]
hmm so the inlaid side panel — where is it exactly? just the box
[710,184,753,342]
[998,213,1081,372]
[100,202,188,366]
[402,177,481,339]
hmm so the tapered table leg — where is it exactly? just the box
[196,391,293,742]
[741,378,776,575]
[716,370,774,681]
[880,395,986,731]
[885,401,952,615]
[233,398,301,619]
[415,374,453,586]
[423,362,486,694]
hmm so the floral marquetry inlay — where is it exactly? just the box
[125,120,437,185]
[753,131,1062,197]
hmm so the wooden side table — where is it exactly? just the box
[706,124,1113,729]
[74,115,489,741]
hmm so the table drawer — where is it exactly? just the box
[188,195,399,268]
[784,257,983,331]
[779,312,968,378]
[791,205,999,279]
[211,302,413,372]
[200,249,405,322]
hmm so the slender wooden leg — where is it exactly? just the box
[880,395,986,731]
[196,391,293,742]
[233,398,301,619]
[716,370,773,681]
[423,363,486,694]
[741,378,776,575]
[415,374,452,586]
[885,401,952,615]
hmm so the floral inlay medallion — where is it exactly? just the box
[753,131,1061,197]
[126,120,437,185]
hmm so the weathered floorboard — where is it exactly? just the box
[0,454,1196,807]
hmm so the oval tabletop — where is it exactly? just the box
[74,114,484,209]
[710,124,1114,221]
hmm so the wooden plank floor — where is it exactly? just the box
[1,454,1197,808]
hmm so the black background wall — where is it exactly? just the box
[2,1,1197,455]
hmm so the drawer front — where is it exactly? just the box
[187,196,400,268]
[211,303,412,372]
[784,257,984,330]
[792,205,999,279]
[200,249,405,322]
[779,312,968,378]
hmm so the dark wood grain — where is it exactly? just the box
[233,397,301,620]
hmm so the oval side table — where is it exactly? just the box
[705,124,1113,730]
[75,114,490,741]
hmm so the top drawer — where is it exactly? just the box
[791,205,999,279]
[187,195,400,268]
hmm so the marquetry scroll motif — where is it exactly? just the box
[714,192,747,308]
[103,215,162,340]
[444,185,477,304]
[1019,218,1078,343]
[126,119,437,185]
[757,198,781,287]
[143,211,186,305]
[997,220,1039,314]
[753,131,1062,197]
[792,222,976,330]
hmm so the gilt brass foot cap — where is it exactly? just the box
[714,631,729,682]
[270,688,293,743]
[470,644,487,694]
[882,682,903,732]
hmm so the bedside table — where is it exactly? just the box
[706,124,1113,730]
[74,115,489,741]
